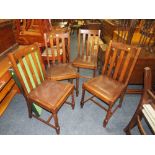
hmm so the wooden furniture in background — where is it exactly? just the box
[124,67,155,135]
[0,20,20,116]
[43,32,79,96]
[72,29,101,78]
[13,19,51,46]
[80,41,141,127]
[114,19,138,44]
[8,43,75,134]
[128,49,155,93]
[0,56,19,116]
[101,19,118,43]
[0,20,17,55]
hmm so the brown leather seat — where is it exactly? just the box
[28,80,74,111]
[83,75,126,104]
[46,63,78,80]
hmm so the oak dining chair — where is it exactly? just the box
[72,29,101,78]
[80,40,141,127]
[42,32,79,96]
[8,43,75,134]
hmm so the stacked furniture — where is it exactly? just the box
[0,20,19,116]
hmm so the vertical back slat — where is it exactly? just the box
[44,33,50,67]
[118,51,131,82]
[68,34,71,62]
[50,36,55,64]
[107,49,117,77]
[113,50,125,80]
[82,33,86,56]
[62,36,66,63]
[91,36,95,56]
[78,31,81,56]
[86,34,89,56]
[56,36,61,63]
[24,55,38,87]
[18,58,33,91]
[31,52,43,83]
[102,41,112,74]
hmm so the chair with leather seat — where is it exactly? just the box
[42,32,79,96]
[8,43,75,134]
[80,40,141,127]
[124,67,155,135]
[72,29,101,78]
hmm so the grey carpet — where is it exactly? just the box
[0,33,152,135]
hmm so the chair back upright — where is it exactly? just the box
[44,32,70,67]
[138,20,155,48]
[8,43,46,96]
[116,19,138,44]
[102,40,141,86]
[78,29,101,58]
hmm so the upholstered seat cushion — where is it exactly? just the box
[72,55,97,69]
[46,63,78,80]
[28,80,74,112]
[83,75,126,104]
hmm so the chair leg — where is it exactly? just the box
[103,106,112,127]
[124,110,143,135]
[118,91,126,108]
[28,103,32,118]
[93,69,96,77]
[71,90,75,110]
[76,77,79,97]
[26,99,32,118]
[77,67,80,73]
[53,113,60,135]
[80,88,85,108]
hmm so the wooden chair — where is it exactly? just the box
[72,29,101,78]
[114,19,138,44]
[8,43,75,134]
[124,67,155,135]
[42,32,79,96]
[137,20,155,52]
[80,40,141,127]
[13,19,51,46]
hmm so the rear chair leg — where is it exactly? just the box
[27,99,32,118]
[77,67,80,73]
[76,77,79,97]
[93,69,96,77]
[71,90,75,110]
[119,92,125,108]
[53,113,60,135]
[80,88,85,108]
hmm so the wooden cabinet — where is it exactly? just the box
[128,49,155,93]
[0,20,16,55]
[0,20,19,116]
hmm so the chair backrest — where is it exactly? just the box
[102,40,141,86]
[77,29,101,57]
[138,20,155,47]
[44,32,70,67]
[8,43,46,96]
[116,19,138,44]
